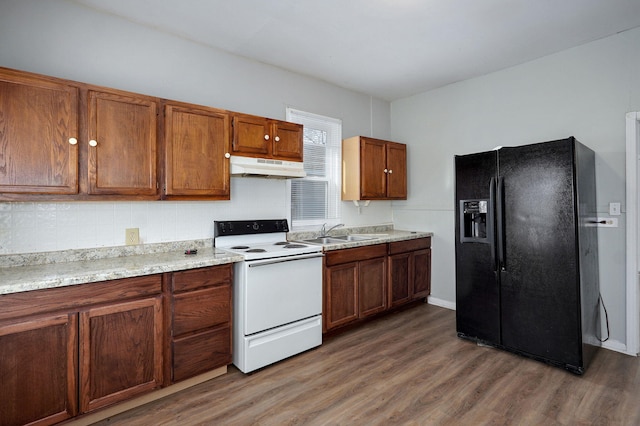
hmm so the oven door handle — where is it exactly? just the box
[247,253,324,267]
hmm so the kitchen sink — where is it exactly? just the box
[300,234,378,245]
[329,235,374,241]
[301,237,342,244]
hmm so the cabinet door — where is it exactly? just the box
[360,138,387,199]
[164,104,230,198]
[386,142,407,199]
[358,257,387,318]
[388,252,412,307]
[79,296,163,413]
[232,114,270,157]
[325,263,358,331]
[0,70,79,196]
[87,90,158,196]
[0,313,78,426]
[272,121,303,161]
[412,248,431,299]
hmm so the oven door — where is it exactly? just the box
[241,253,323,335]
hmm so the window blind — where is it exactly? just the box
[286,108,342,228]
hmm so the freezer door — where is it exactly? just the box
[498,139,582,366]
[455,151,500,344]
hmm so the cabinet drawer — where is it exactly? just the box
[172,327,231,382]
[172,285,231,336]
[0,274,163,322]
[325,244,387,267]
[171,264,232,293]
[388,237,431,255]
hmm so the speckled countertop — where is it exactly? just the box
[287,225,433,252]
[0,226,433,296]
[0,239,243,296]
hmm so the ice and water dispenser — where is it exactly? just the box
[459,199,490,243]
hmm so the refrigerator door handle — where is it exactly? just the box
[489,177,497,271]
[496,177,506,270]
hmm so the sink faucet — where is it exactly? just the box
[320,223,344,237]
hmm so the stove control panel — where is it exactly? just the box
[214,219,289,236]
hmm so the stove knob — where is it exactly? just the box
[252,222,260,231]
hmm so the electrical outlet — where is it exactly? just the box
[125,228,139,245]
[609,202,621,216]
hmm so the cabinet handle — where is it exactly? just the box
[389,169,393,174]
[68,137,78,145]
[89,139,98,147]
[264,135,270,141]
[275,136,280,142]
[384,169,388,173]
[225,152,231,159]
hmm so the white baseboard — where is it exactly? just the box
[601,339,636,356]
[427,296,455,310]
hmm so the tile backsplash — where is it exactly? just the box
[0,178,288,254]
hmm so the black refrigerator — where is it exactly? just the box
[454,137,600,374]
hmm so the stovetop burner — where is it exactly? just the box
[284,244,306,249]
[231,245,250,249]
[246,248,267,253]
[274,241,289,245]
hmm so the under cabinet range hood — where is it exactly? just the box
[230,155,306,178]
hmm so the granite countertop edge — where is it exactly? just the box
[0,247,243,296]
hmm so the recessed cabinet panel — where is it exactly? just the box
[87,90,158,196]
[272,121,304,160]
[360,139,387,199]
[232,114,271,156]
[0,70,79,196]
[79,296,163,413]
[386,142,407,199]
[0,313,78,426]
[164,103,230,198]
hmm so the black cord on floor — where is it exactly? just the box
[598,293,610,343]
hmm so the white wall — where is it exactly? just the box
[391,27,640,347]
[0,0,394,254]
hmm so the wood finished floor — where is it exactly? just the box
[90,304,640,425]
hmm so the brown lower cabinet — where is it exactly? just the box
[0,264,233,426]
[388,238,432,308]
[324,237,431,333]
[324,244,387,332]
[79,296,164,413]
[0,313,78,426]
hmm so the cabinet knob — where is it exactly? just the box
[384,169,388,173]
[89,139,98,147]
[68,137,78,145]
[225,152,231,159]
[388,169,393,174]
[264,135,270,141]
[274,136,280,142]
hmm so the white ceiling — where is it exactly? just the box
[74,0,640,101]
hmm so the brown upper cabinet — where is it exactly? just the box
[163,102,231,200]
[232,113,303,161]
[0,68,80,196]
[342,136,407,201]
[0,66,304,201]
[87,89,159,197]
[0,67,161,200]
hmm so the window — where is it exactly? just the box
[286,108,342,229]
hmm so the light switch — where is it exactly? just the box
[609,202,621,216]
